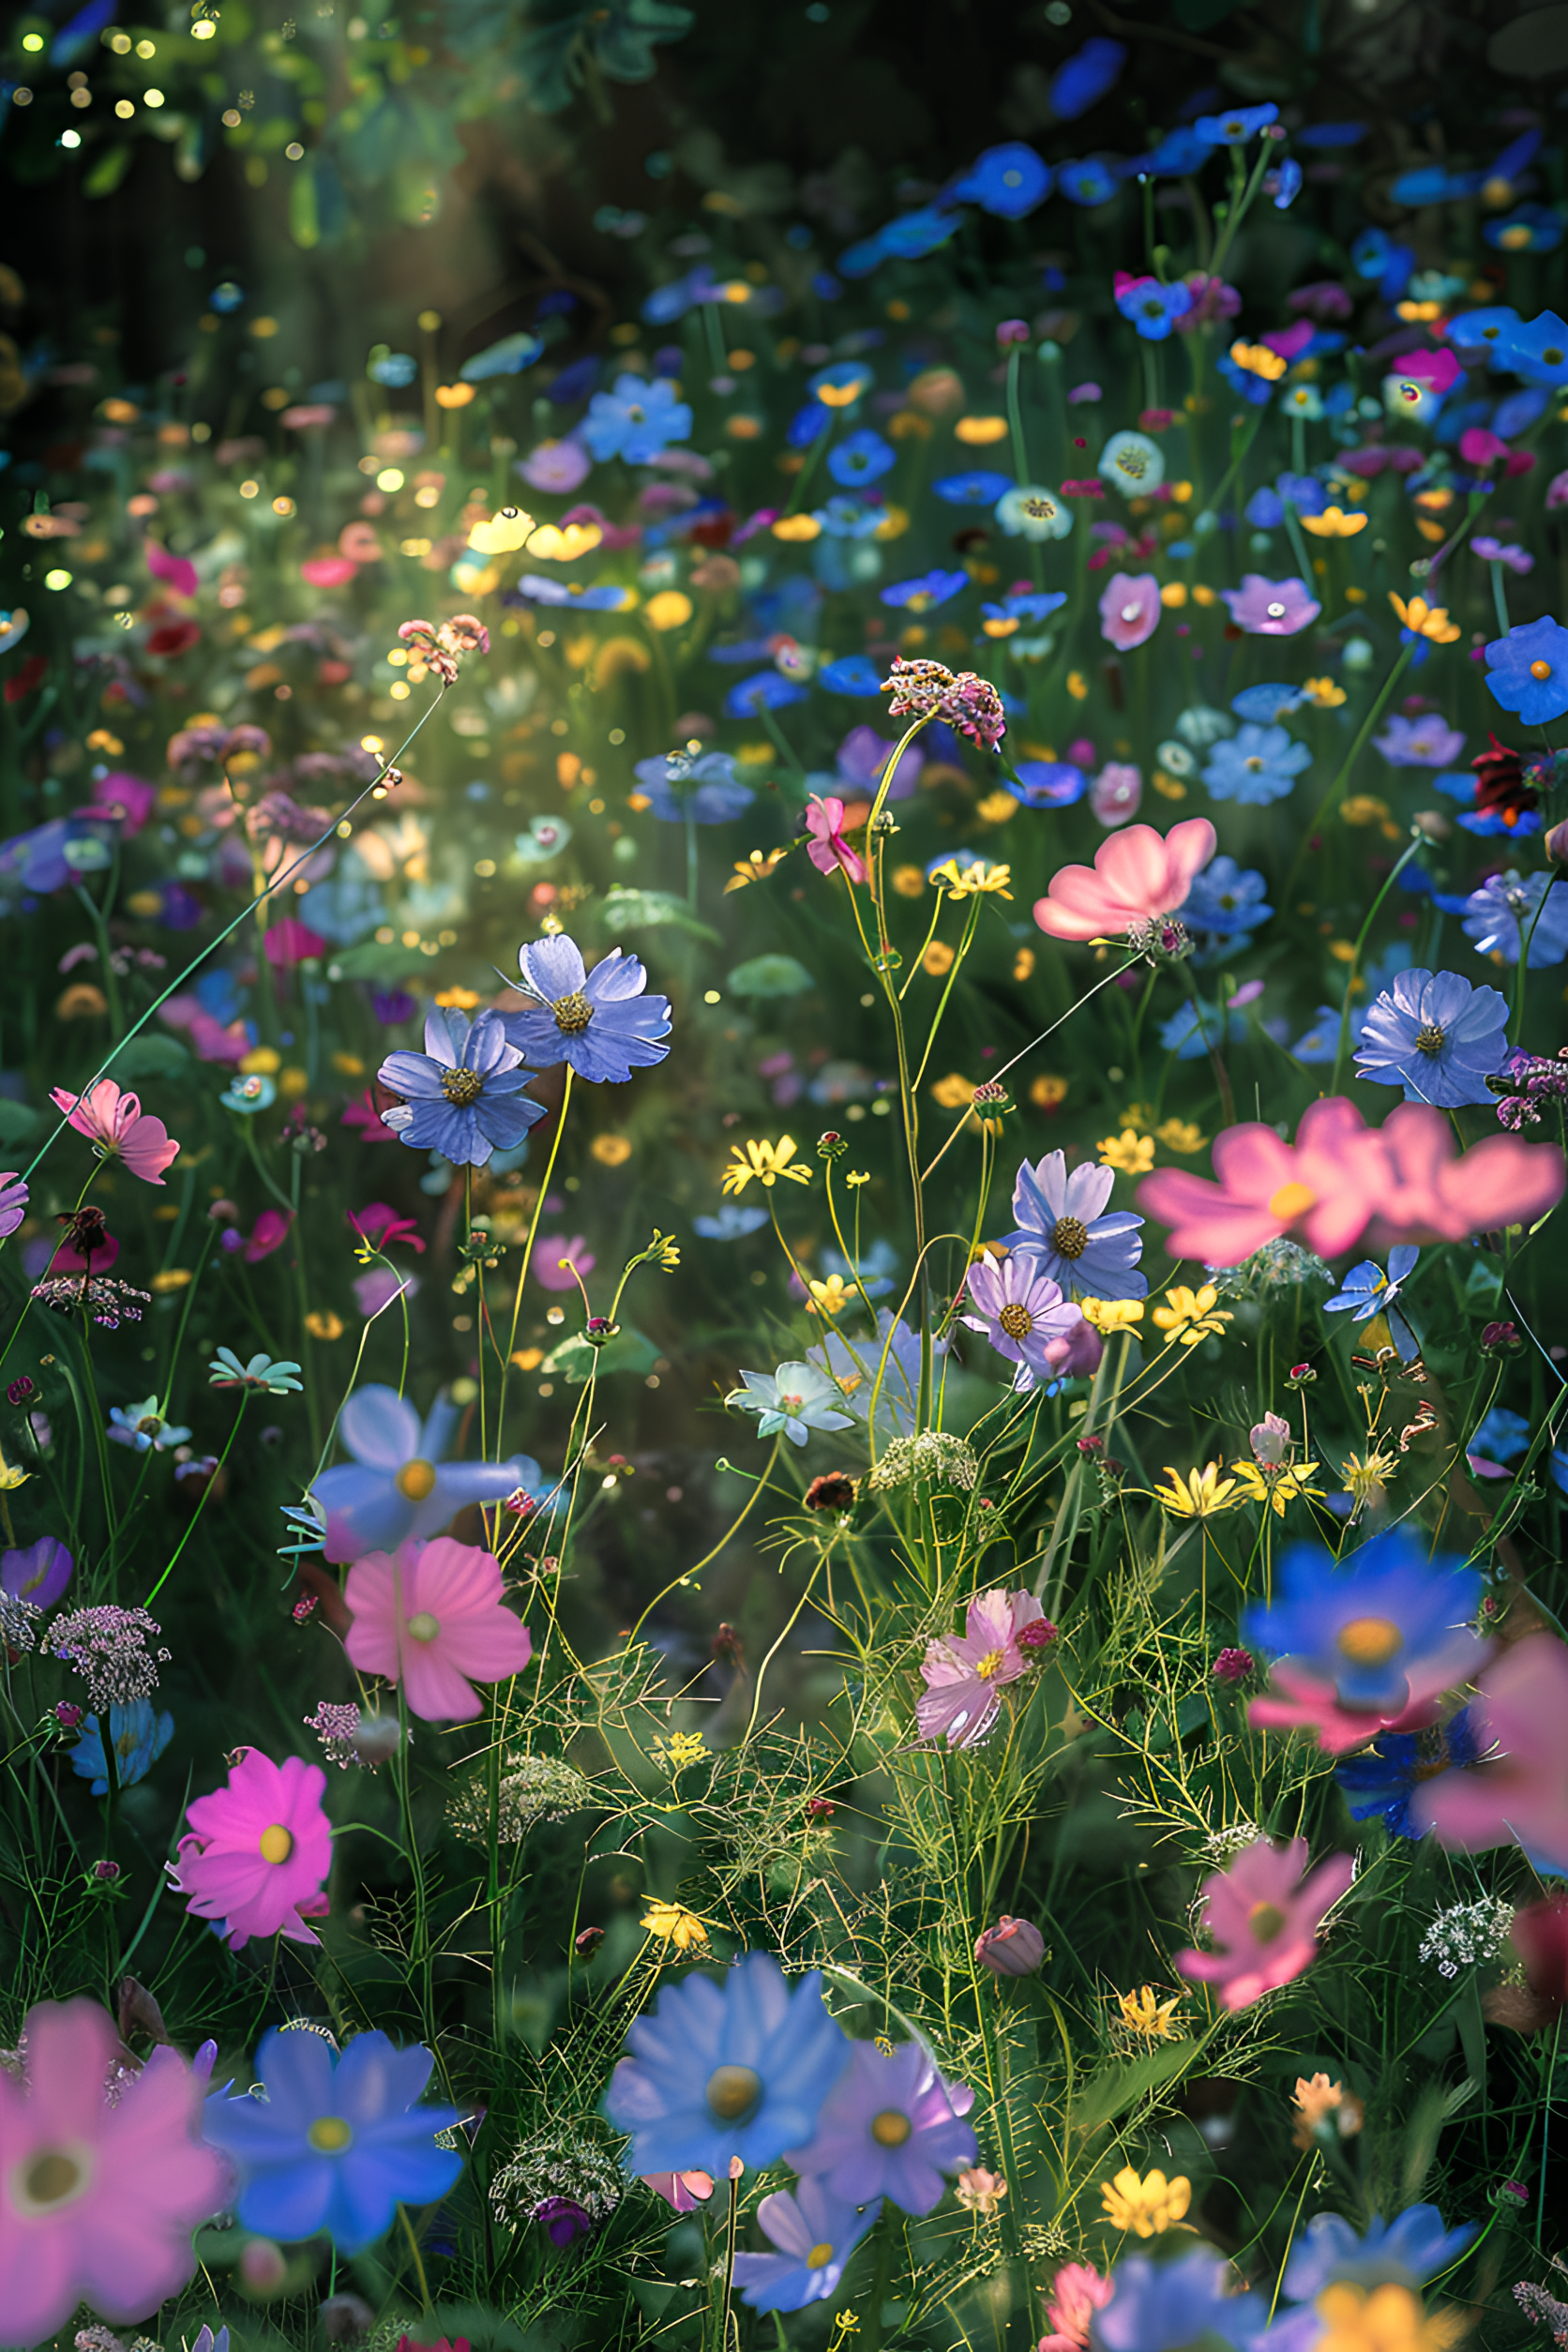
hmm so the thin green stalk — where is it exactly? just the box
[1283,638,1417,910]
[143,1395,248,1606]
[1329,830,1425,1091]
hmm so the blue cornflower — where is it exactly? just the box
[604,1951,851,2176]
[1116,278,1192,340]
[1048,37,1124,119]
[1336,1711,1480,1837]
[581,373,692,465]
[1499,309,1568,384]
[983,590,1067,630]
[1242,1525,1487,1716]
[202,2027,462,2253]
[951,142,1051,218]
[731,2179,882,2314]
[827,428,896,488]
[1446,305,1523,357]
[1484,616,1568,726]
[632,749,755,824]
[934,470,1015,505]
[1275,470,1328,515]
[1485,208,1562,256]
[1469,1406,1530,1465]
[1280,2206,1477,2302]
[308,1383,543,1561]
[500,934,672,1084]
[1058,158,1119,206]
[1351,228,1417,301]
[1003,1149,1147,1300]
[1231,683,1304,723]
[787,402,831,447]
[1354,969,1509,1107]
[812,495,883,539]
[1180,855,1274,938]
[1202,723,1311,807]
[1159,1000,1244,1060]
[809,1310,933,1440]
[1441,870,1568,967]
[378,1008,545,1168]
[692,1203,770,1240]
[1007,760,1087,808]
[882,569,970,611]
[726,1362,855,1446]
[724,671,809,718]
[1096,2254,1267,2352]
[1194,100,1278,145]
[1323,1245,1419,1323]
[819,655,883,695]
[70,1696,174,1796]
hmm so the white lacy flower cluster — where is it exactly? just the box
[1418,1895,1515,1979]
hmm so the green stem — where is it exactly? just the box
[1283,638,1417,910]
[143,1395,248,1606]
[1329,831,1427,1092]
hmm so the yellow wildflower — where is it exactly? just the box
[931,1072,977,1109]
[1098,1128,1155,1175]
[721,1136,813,1196]
[1117,1986,1185,2041]
[1100,2164,1191,2237]
[150,1268,194,1294]
[1153,1463,1239,1520]
[955,415,1009,445]
[846,1169,871,1189]
[807,1274,858,1318]
[977,790,1018,825]
[1154,1118,1206,1154]
[1229,1458,1324,1516]
[652,1732,709,1773]
[1066,669,1090,701]
[591,1133,634,1167]
[1227,339,1288,382]
[304,1310,345,1341]
[0,1443,29,1493]
[1341,1447,1399,1513]
[641,1901,710,1950]
[433,985,481,1010]
[1152,771,1187,800]
[725,847,788,893]
[772,513,822,542]
[929,857,1013,901]
[1030,1074,1067,1108]
[1313,2284,1466,2352]
[510,1346,544,1371]
[1290,2072,1364,2149]
[1012,946,1036,982]
[1301,505,1368,538]
[1388,592,1461,644]
[1080,1297,1146,1334]
[1153,1284,1233,1347]
[923,939,957,976]
[1302,675,1347,708]
[954,2165,1008,2216]
[892,864,927,897]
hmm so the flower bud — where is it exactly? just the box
[1212,1647,1254,1685]
[1545,819,1568,864]
[974,1914,1046,1976]
[239,2238,289,2295]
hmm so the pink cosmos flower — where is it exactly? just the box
[173,1747,333,1951]
[51,1078,180,1185]
[1039,2260,1115,2352]
[805,793,867,883]
[1409,1636,1568,1872]
[917,1588,1048,1748]
[1139,1097,1388,1265]
[344,1535,534,1722]
[535,1234,596,1292]
[1091,761,1142,827]
[1033,818,1216,944]
[349,1202,427,1254]
[1220,575,1320,635]
[264,915,328,967]
[1098,572,1161,652]
[1368,1103,1565,1246]
[644,2170,716,2211]
[242,1208,294,1263]
[0,1998,228,2342]
[146,541,199,599]
[1399,346,1462,394]
[300,555,359,588]
[1175,1835,1354,2011]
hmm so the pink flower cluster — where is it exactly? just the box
[399,612,490,686]
[882,656,1006,751]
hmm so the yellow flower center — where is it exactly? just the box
[441,1067,484,1106]
[259,1823,294,1864]
[1531,660,1554,681]
[1269,1181,1317,1222]
[974,1648,1005,1681]
[705,2065,762,2121]
[870,2109,912,2148]
[396,1457,438,1500]
[407,1612,441,1642]
[1052,1214,1089,1259]
[1337,1615,1403,1665]
[308,2116,354,2153]
[552,990,594,1033]
[1248,1901,1289,1945]
[14,2145,91,2213]
[998,1302,1033,1339]
[807,2240,835,2268]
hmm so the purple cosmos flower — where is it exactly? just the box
[1473,537,1534,576]
[632,749,755,824]
[1443,870,1568,967]
[1220,575,1321,635]
[1374,713,1467,768]
[916,1588,1049,1747]
[518,439,592,493]
[961,1256,1081,1381]
[835,722,925,803]
[500,935,671,1084]
[1003,1149,1148,1299]
[0,1172,27,1242]
[1,1537,72,1609]
[308,1383,543,1562]
[1353,968,1510,1108]
[378,1007,545,1168]
[1484,615,1568,727]
[731,2179,882,2314]
[786,2039,976,2217]
[1098,571,1161,651]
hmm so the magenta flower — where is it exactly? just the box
[344,1535,534,1723]
[0,1998,228,2342]
[1409,1636,1568,1872]
[264,915,329,968]
[535,1233,596,1292]
[1040,2260,1115,2352]
[785,2037,976,2216]
[916,1587,1049,1747]
[961,1255,1081,1380]
[1220,575,1320,635]
[172,1747,333,1951]
[1175,1835,1354,2011]
[804,793,867,883]
[1098,572,1162,652]
[50,1078,180,1185]
[1033,818,1216,944]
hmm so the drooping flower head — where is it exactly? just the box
[916,1587,1049,1748]
[1033,820,1216,945]
[344,1537,534,1723]
[731,2177,882,2314]
[1175,1835,1354,2011]
[173,1747,333,1951]
[785,2037,976,2216]
[50,1079,180,1185]
[309,1383,543,1563]
[501,936,671,1084]
[1003,1149,1148,1299]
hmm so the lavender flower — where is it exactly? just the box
[960,1256,1081,1380]
[785,2038,977,2217]
[1353,968,1511,1107]
[49,1605,171,1710]
[1219,575,1321,635]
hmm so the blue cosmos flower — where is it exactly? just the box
[726,1363,855,1446]
[731,2178,882,2314]
[822,1236,897,1298]
[1159,1000,1244,1060]
[202,2028,462,2253]
[724,671,809,717]
[877,205,963,258]
[1202,724,1312,807]
[70,1697,174,1796]
[983,590,1068,629]
[1353,969,1509,1107]
[1058,158,1120,206]
[951,142,1051,217]
[1485,207,1562,256]
[819,655,884,696]
[1500,309,1568,384]
[882,570,970,611]
[1095,2254,1267,2352]
[1323,1245,1419,1323]
[308,1384,542,1562]
[1440,870,1568,967]
[1446,305,1523,357]
[1141,128,1211,174]
[1275,470,1328,515]
[934,470,1015,505]
[580,373,692,464]
[812,495,883,539]
[632,750,755,824]
[605,1951,851,2176]
[1242,1525,1486,1716]
[1336,1711,1481,1837]
[1003,1150,1147,1300]
[1048,37,1124,119]
[1007,761,1087,808]
[1245,487,1285,530]
[1280,2206,1478,2302]
[1230,682,1304,722]
[1216,353,1274,405]
[377,1008,545,1168]
[808,1310,934,1440]
[1469,1406,1530,1464]
[692,1203,770,1240]
[1350,227,1416,302]
[1484,615,1568,726]
[1194,100,1278,144]
[501,935,671,1084]
[1116,278,1193,339]
[827,429,896,488]
[1180,855,1274,938]
[786,2038,976,2217]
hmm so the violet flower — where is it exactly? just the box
[785,2037,976,2216]
[1220,575,1321,636]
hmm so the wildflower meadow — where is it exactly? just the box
[3,5,1568,2348]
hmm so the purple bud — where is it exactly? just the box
[93,1860,121,1883]
[974,1915,1046,1976]
[1213,1647,1255,1685]
[55,1700,83,1730]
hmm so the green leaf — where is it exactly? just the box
[540,1324,660,1384]
[0,1100,42,1147]
[109,1034,193,1083]
[598,887,720,944]
[727,952,814,997]
[1071,2038,1200,2136]
[84,143,135,199]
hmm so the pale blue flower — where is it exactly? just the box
[727,1362,855,1446]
